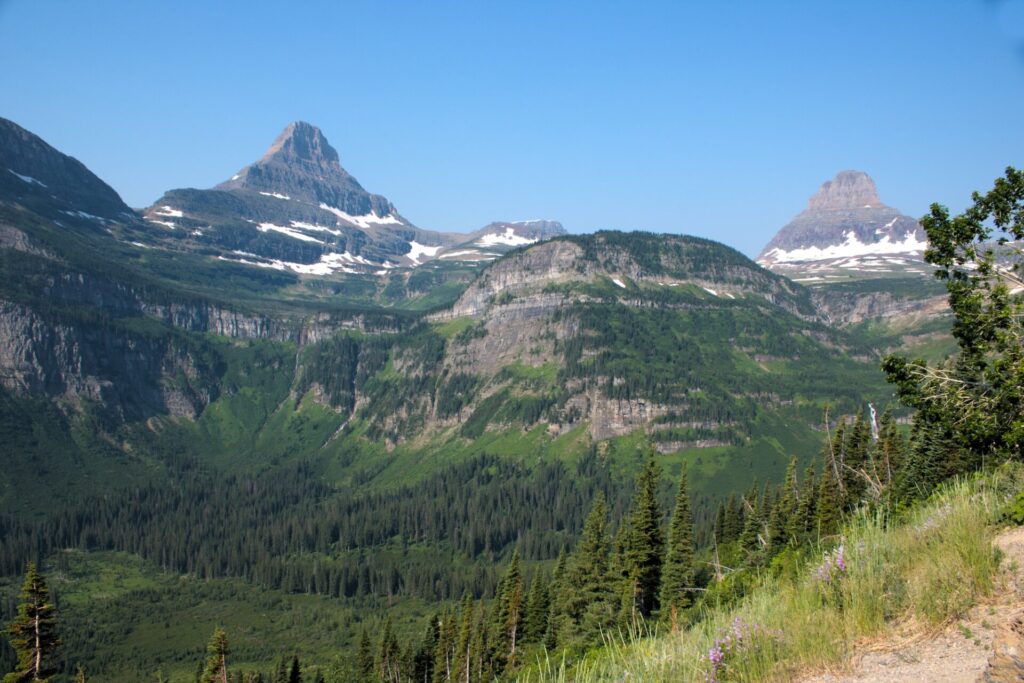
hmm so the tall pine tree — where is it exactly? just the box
[621,457,664,619]
[522,571,550,644]
[4,563,59,683]
[659,465,696,618]
[560,493,615,640]
[200,628,229,683]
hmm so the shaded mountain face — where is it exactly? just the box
[758,171,927,278]
[0,117,134,221]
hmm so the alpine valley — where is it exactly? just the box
[0,118,952,680]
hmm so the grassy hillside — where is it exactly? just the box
[520,464,1022,682]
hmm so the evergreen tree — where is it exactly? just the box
[845,410,874,503]
[273,657,288,683]
[200,628,229,683]
[470,605,492,683]
[544,548,568,650]
[560,493,614,639]
[412,615,439,683]
[356,628,374,683]
[739,481,762,553]
[287,656,301,683]
[659,465,695,618]
[713,501,727,544]
[875,407,906,492]
[522,571,550,644]
[722,493,742,542]
[432,608,457,683]
[4,562,59,683]
[777,457,800,545]
[453,596,473,683]
[826,419,849,510]
[795,465,817,535]
[621,457,664,618]
[378,618,401,683]
[815,458,843,536]
[74,665,86,683]
[491,549,524,667]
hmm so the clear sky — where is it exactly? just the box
[1,0,1022,257]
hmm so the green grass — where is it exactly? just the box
[432,316,477,339]
[520,464,1021,682]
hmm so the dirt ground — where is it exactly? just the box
[798,526,1024,683]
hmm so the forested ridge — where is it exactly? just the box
[3,167,1021,681]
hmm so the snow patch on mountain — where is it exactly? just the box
[289,221,342,236]
[155,206,184,218]
[257,223,324,243]
[477,227,538,247]
[407,241,442,265]
[218,249,381,275]
[760,230,927,265]
[259,191,291,200]
[8,169,47,187]
[318,203,403,229]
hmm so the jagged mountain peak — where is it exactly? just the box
[216,121,356,194]
[259,121,341,167]
[807,170,884,211]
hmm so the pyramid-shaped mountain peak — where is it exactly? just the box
[260,121,341,167]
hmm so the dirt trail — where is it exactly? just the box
[799,526,1024,683]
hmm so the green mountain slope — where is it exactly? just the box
[0,117,920,681]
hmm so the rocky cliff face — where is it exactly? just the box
[0,301,218,420]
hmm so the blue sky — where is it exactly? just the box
[1,0,1022,256]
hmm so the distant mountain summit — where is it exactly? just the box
[758,171,927,278]
[433,220,568,262]
[143,121,453,270]
[214,121,400,223]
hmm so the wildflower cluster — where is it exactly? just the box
[705,616,779,683]
[812,543,846,583]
